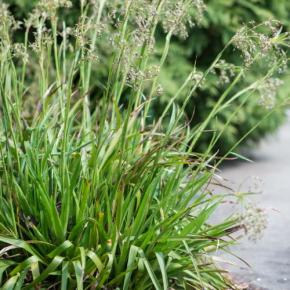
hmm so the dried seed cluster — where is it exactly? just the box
[240,204,268,242]
[232,21,285,67]
[12,43,29,64]
[0,3,21,41]
[258,77,284,109]
[162,0,206,39]
[212,59,237,86]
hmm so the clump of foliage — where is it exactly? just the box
[0,0,288,289]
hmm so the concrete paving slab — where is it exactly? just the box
[218,120,290,290]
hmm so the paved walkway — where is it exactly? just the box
[219,119,290,289]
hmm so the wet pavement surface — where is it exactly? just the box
[217,119,290,290]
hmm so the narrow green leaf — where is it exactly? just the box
[27,256,64,288]
[123,245,139,290]
[87,251,104,273]
[156,252,168,290]
[61,261,69,290]
[10,256,39,276]
[2,274,19,290]
[73,260,84,290]
[47,240,73,259]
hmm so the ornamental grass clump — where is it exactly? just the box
[0,0,288,289]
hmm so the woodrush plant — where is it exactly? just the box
[0,0,288,289]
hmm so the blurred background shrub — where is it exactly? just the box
[7,0,290,154]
